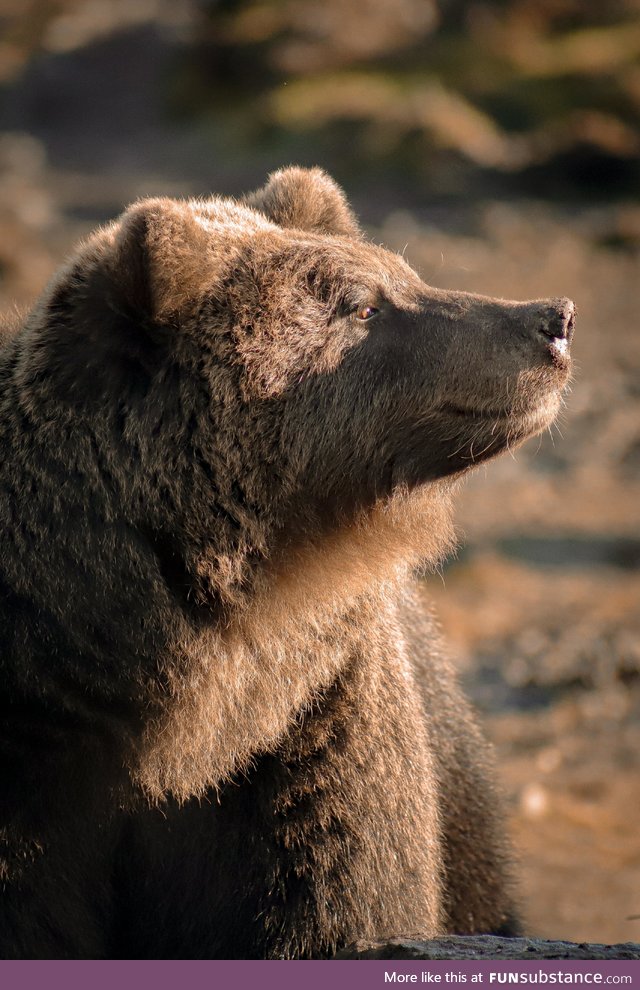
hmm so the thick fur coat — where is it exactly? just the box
[0,167,574,958]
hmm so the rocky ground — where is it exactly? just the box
[1,125,639,947]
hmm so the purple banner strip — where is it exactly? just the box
[0,960,639,990]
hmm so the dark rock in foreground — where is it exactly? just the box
[338,936,640,960]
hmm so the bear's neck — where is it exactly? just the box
[133,484,456,802]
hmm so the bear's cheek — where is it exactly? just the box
[236,321,365,400]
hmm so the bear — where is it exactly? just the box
[0,167,575,959]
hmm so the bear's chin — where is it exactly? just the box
[391,387,565,490]
[443,389,563,436]
[450,392,564,470]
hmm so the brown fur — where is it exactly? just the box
[0,167,574,957]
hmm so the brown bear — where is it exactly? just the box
[0,167,574,959]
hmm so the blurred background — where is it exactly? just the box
[1,0,639,946]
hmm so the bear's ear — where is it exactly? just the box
[244,167,361,238]
[107,197,215,322]
[25,198,219,406]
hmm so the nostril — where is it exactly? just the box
[539,297,575,342]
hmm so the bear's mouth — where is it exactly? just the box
[434,391,564,458]
[436,384,566,427]
[438,401,513,420]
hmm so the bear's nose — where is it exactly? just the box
[538,297,575,342]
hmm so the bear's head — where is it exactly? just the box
[24,167,574,619]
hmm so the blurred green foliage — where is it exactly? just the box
[175,0,640,199]
[0,0,639,203]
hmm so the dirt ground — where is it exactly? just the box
[1,138,639,947]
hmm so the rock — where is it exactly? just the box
[337,936,640,959]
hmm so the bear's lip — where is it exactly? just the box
[437,363,571,422]
[437,401,513,420]
[436,392,562,428]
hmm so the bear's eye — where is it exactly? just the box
[354,305,379,321]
